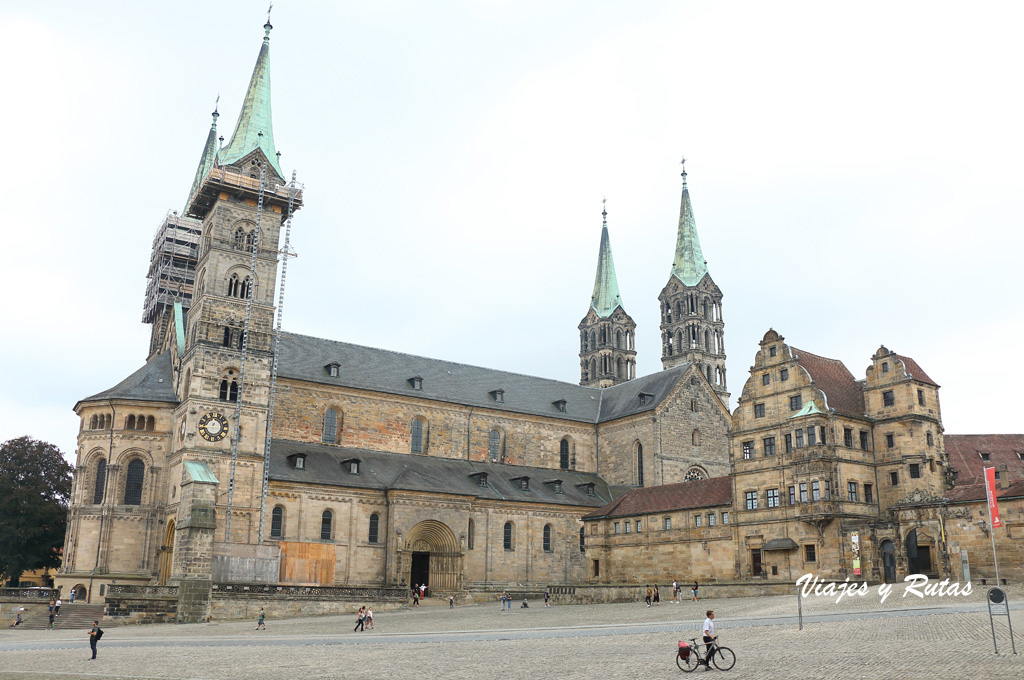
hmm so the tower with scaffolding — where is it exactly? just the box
[142,211,202,357]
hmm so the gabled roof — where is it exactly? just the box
[78,351,177,406]
[583,476,732,520]
[218,22,283,179]
[268,441,616,508]
[791,347,865,416]
[277,332,691,424]
[895,354,938,387]
[942,479,1024,504]
[670,167,709,286]
[944,434,1024,487]
[589,208,625,318]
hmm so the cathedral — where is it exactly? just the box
[56,20,1023,619]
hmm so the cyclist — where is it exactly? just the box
[702,610,716,669]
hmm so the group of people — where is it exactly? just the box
[647,581,700,606]
[411,583,427,605]
[353,606,374,632]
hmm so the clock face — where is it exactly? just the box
[198,412,229,442]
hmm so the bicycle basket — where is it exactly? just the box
[678,641,691,659]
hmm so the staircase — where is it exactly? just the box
[13,603,106,631]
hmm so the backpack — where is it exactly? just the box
[95,628,104,641]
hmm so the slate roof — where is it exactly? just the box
[791,347,865,416]
[945,434,1024,486]
[269,440,616,508]
[277,332,692,424]
[942,479,1024,504]
[79,351,177,405]
[895,354,938,387]
[582,476,732,520]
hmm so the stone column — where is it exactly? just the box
[170,461,219,623]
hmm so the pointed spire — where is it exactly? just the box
[590,199,625,318]
[184,105,221,213]
[670,157,709,286]
[218,19,283,178]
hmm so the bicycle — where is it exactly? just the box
[676,636,736,671]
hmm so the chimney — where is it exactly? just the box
[999,463,1010,490]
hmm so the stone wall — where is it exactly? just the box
[208,583,407,621]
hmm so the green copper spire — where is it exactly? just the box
[184,106,220,212]
[670,158,708,286]
[590,200,625,318]
[219,21,283,178]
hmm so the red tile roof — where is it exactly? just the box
[943,479,1024,503]
[895,354,938,387]
[790,347,865,416]
[583,476,732,520]
[945,434,1024,486]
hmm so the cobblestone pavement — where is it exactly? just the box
[1,582,1021,680]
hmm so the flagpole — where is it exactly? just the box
[984,466,1001,584]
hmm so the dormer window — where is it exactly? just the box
[409,376,423,390]
[980,452,990,462]
[553,399,567,413]
[577,482,596,497]
[342,458,361,475]
[638,392,654,406]
[546,479,564,494]
[512,476,530,491]
[471,472,488,487]
[491,389,505,403]
[325,362,341,378]
[288,453,307,470]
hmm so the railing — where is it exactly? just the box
[0,587,57,599]
[107,585,178,597]
[212,583,406,601]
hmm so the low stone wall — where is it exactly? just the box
[209,583,408,622]
[104,585,179,625]
[0,588,58,601]
[464,581,798,605]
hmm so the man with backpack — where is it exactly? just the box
[89,620,103,659]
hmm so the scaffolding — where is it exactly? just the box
[142,212,202,324]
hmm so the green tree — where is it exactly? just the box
[0,436,73,585]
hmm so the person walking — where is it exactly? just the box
[412,586,420,606]
[692,581,700,602]
[366,607,374,630]
[544,589,550,608]
[55,598,62,617]
[702,610,717,669]
[353,606,366,632]
[255,607,266,630]
[653,585,661,605]
[419,583,426,601]
[645,586,653,607]
[48,599,55,618]
[672,580,679,603]
[49,611,56,630]
[449,595,455,609]
[88,620,102,660]
[70,589,76,604]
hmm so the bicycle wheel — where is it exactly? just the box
[712,646,735,671]
[676,650,700,672]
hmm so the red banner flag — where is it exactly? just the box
[984,466,1002,529]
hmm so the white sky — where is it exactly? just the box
[1,0,1022,463]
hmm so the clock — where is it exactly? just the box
[198,412,229,442]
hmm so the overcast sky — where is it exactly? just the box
[2,0,1022,463]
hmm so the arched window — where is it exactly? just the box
[579,527,586,553]
[616,330,622,348]
[684,467,706,482]
[323,408,338,444]
[93,459,106,504]
[559,438,570,470]
[271,506,284,538]
[126,415,136,430]
[320,510,333,540]
[467,518,475,550]
[238,330,245,350]
[146,416,155,431]
[637,442,645,487]
[616,357,623,378]
[692,429,700,446]
[543,524,552,552]
[234,227,247,250]
[183,369,191,399]
[368,513,380,543]
[124,459,145,505]
[241,276,252,299]
[227,273,239,297]
[411,419,425,454]
[488,429,501,462]
[590,331,596,349]
[503,522,514,550]
[89,415,98,429]
[705,330,710,350]
[707,365,713,383]
[223,327,232,347]
[220,378,238,402]
[590,358,597,378]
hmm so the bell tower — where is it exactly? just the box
[658,160,728,405]
[579,201,636,388]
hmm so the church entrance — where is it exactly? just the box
[401,520,463,595]
[158,519,175,585]
[411,552,430,594]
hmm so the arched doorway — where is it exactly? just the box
[158,519,175,585]
[72,584,87,602]
[905,529,933,575]
[880,539,897,583]
[402,520,462,595]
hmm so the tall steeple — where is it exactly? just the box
[219,20,283,179]
[579,200,636,388]
[589,202,625,317]
[670,159,708,286]
[658,160,729,406]
[184,106,220,213]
